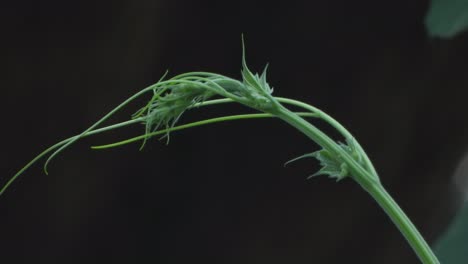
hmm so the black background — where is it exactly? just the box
[1,0,468,263]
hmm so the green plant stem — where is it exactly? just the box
[274,106,378,184]
[363,182,440,264]
[273,105,440,264]
[275,97,379,180]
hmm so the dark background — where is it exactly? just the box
[1,0,468,263]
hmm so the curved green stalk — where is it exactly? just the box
[273,104,439,264]
[273,106,379,184]
[275,97,379,181]
[365,182,440,264]
[275,97,439,263]
[5,44,441,264]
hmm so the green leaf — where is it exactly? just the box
[434,202,468,263]
[425,0,468,38]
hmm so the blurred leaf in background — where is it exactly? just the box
[434,203,468,264]
[425,0,468,38]
[427,0,468,257]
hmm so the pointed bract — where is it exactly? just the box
[241,36,273,96]
[286,137,365,182]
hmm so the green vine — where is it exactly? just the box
[3,40,440,264]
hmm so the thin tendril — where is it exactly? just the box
[92,112,319,150]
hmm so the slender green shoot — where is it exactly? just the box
[4,40,440,264]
